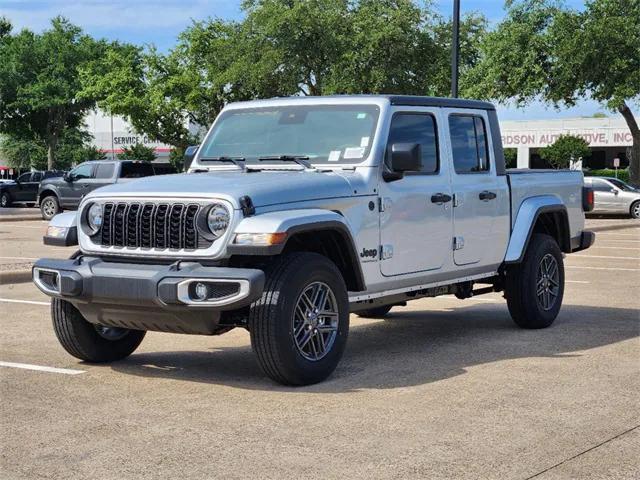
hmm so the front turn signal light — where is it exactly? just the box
[233,232,288,246]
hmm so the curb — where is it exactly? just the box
[0,215,44,223]
[0,269,32,285]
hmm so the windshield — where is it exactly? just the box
[607,178,636,191]
[198,104,380,165]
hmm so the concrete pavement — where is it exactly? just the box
[0,222,638,479]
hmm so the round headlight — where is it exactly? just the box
[207,204,230,238]
[87,203,103,233]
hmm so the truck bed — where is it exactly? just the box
[507,169,585,239]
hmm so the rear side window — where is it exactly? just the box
[119,162,155,178]
[591,179,612,192]
[449,115,490,173]
[31,172,42,182]
[386,113,439,173]
[95,163,115,179]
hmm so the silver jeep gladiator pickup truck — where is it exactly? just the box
[33,95,595,386]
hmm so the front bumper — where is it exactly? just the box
[32,257,264,334]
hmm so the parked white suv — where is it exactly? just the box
[33,95,595,385]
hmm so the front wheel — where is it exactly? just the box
[52,298,146,362]
[631,201,640,219]
[249,252,349,386]
[505,234,565,329]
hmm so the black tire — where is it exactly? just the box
[0,192,11,208]
[505,233,565,329]
[249,252,349,386]
[356,304,393,318]
[52,298,146,362]
[631,201,640,219]
[40,195,60,220]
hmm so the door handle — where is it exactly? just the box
[431,193,452,204]
[479,191,497,201]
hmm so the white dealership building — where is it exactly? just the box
[501,115,635,169]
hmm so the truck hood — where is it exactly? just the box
[87,170,357,208]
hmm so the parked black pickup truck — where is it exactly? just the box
[37,160,155,219]
[0,170,65,208]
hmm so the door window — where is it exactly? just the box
[386,113,439,173]
[95,163,115,179]
[17,173,31,182]
[71,163,94,180]
[449,115,490,173]
[31,172,42,182]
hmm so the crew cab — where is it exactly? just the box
[32,96,595,386]
[37,159,155,220]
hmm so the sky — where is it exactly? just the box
[0,0,604,121]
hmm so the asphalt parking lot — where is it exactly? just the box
[1,217,639,479]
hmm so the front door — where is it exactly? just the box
[446,112,505,266]
[591,178,619,212]
[379,108,453,276]
[63,163,95,208]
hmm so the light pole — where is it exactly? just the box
[451,0,460,98]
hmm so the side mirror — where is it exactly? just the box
[183,145,199,171]
[611,188,619,195]
[64,173,73,182]
[384,143,422,181]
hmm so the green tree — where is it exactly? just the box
[539,134,591,169]
[0,17,111,169]
[118,143,157,162]
[504,148,518,168]
[81,1,487,148]
[464,0,640,183]
[0,128,103,170]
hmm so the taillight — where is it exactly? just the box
[582,187,594,212]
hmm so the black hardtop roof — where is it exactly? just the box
[268,94,495,110]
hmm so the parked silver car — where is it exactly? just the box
[584,176,640,218]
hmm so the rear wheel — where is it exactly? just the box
[248,252,349,386]
[40,195,61,220]
[631,201,640,219]
[0,192,11,208]
[52,298,146,362]
[356,305,393,318]
[505,234,565,329]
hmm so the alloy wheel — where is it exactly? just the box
[536,253,560,311]
[292,281,339,361]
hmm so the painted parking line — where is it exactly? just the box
[0,361,85,375]
[0,256,38,260]
[572,254,640,260]
[590,246,640,250]
[566,280,590,284]
[0,224,47,229]
[0,298,49,306]
[566,265,640,272]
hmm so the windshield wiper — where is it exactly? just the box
[258,155,314,169]
[199,156,246,168]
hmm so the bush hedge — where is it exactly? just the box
[583,168,630,183]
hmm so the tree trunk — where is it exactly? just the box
[618,101,640,186]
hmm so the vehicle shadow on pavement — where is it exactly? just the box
[108,303,640,392]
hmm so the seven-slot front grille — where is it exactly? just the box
[100,202,211,250]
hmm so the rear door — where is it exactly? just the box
[378,107,453,276]
[445,111,508,267]
[13,172,33,201]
